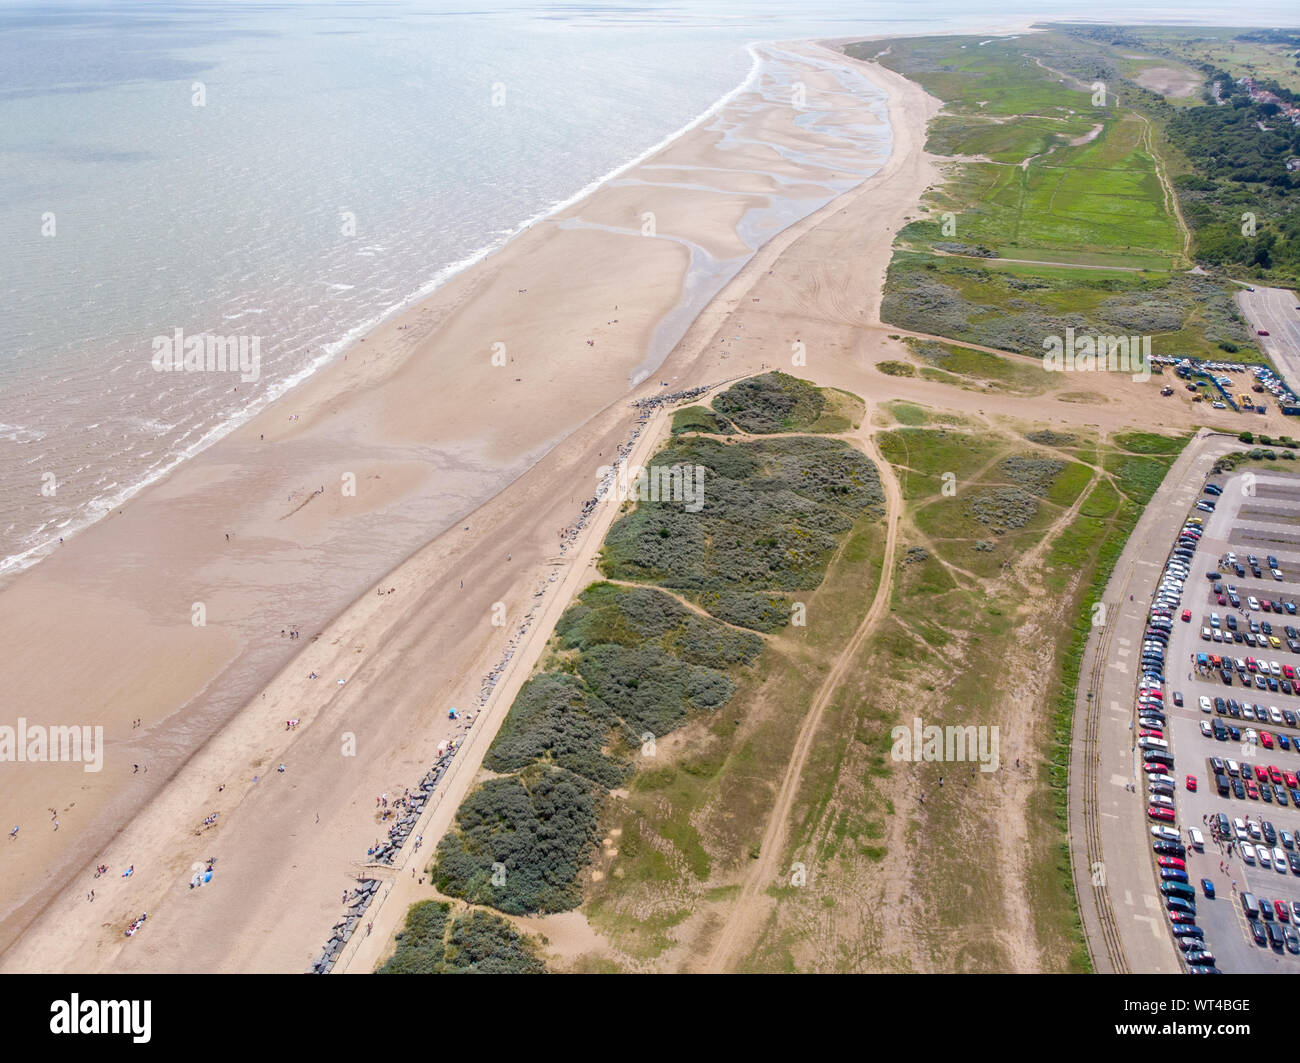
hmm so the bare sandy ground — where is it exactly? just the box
[0,41,895,974]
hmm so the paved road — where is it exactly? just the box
[1237,286,1300,395]
[1070,429,1238,973]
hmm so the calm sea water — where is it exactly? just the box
[0,0,1293,575]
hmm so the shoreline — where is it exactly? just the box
[0,39,901,972]
[0,44,772,584]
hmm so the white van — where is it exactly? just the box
[1188,827,1205,851]
[1139,737,1169,750]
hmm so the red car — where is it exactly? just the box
[1182,609,1192,622]
[1278,900,1290,922]
[1140,728,1164,739]
[1186,774,1198,792]
[1170,911,1196,924]
[1246,780,1260,799]
[1158,856,1187,870]
[1148,807,1176,822]
[1269,765,1284,784]
[1259,330,1271,337]
[1284,771,1298,789]
[1255,764,1269,782]
[1261,731,1275,749]
[1143,762,1170,773]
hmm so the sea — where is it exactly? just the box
[0,0,1294,576]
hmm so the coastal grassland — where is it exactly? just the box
[880,401,973,429]
[880,253,1262,364]
[377,902,545,974]
[730,420,1186,972]
[1046,24,1300,286]
[863,25,1300,295]
[671,405,735,436]
[707,371,865,435]
[1096,26,1300,99]
[582,496,889,963]
[413,375,885,964]
[431,583,763,915]
[906,338,1056,395]
[858,33,1184,270]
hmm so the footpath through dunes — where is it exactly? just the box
[0,42,898,973]
[700,416,903,973]
[371,372,890,974]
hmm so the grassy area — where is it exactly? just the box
[709,372,865,434]
[421,376,886,944]
[881,252,1262,364]
[857,33,1185,270]
[858,29,1282,362]
[908,338,1057,394]
[735,421,1185,972]
[377,902,545,974]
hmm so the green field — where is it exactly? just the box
[859,34,1186,270]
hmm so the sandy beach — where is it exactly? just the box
[0,40,906,972]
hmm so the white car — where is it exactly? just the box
[1248,819,1262,840]
[1201,628,1212,641]
[1200,720,1213,737]
[1275,847,1288,872]
[1234,817,1248,840]
[1271,706,1284,724]
[1149,794,1175,809]
[1199,696,1212,713]
[1212,630,1223,642]
[1245,728,1258,745]
[1259,847,1273,870]
[1151,825,1180,841]
[1249,597,1261,610]
[1148,773,1176,787]
[1271,661,1283,676]
[1243,844,1258,866]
